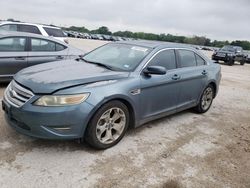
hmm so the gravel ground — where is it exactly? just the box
[0,39,250,188]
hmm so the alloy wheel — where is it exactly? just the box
[96,107,126,144]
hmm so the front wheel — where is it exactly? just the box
[228,59,234,66]
[194,85,214,113]
[240,60,245,65]
[85,101,129,149]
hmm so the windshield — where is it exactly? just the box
[221,46,236,52]
[83,43,151,71]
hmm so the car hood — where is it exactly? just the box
[14,60,129,94]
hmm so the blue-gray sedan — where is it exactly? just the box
[2,41,221,149]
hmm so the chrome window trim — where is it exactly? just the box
[140,47,209,73]
[0,74,14,78]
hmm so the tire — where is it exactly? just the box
[194,85,214,113]
[85,100,129,149]
[240,60,245,65]
[228,59,234,66]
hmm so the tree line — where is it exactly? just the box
[3,19,250,50]
[64,26,250,50]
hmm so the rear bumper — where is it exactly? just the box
[2,98,94,140]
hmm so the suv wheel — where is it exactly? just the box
[195,85,214,113]
[85,101,129,149]
[228,59,234,66]
[240,60,245,65]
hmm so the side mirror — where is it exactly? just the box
[143,66,166,76]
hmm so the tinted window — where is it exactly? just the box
[56,43,66,51]
[19,25,41,34]
[178,50,196,68]
[195,54,206,66]
[31,38,56,51]
[0,37,26,51]
[43,27,65,37]
[0,24,17,31]
[149,50,176,70]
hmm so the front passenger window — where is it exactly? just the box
[0,37,26,51]
[148,50,176,70]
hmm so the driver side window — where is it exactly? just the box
[148,50,177,70]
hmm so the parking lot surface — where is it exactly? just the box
[0,39,250,188]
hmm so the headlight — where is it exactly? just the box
[34,93,89,106]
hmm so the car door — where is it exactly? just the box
[140,49,180,121]
[27,38,68,67]
[175,49,208,109]
[0,37,28,78]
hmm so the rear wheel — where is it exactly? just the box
[194,85,214,113]
[85,101,129,149]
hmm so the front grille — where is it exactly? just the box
[4,81,34,108]
[217,53,226,57]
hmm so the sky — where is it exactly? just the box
[1,0,250,41]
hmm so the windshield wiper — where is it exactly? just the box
[81,58,115,71]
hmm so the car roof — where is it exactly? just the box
[0,21,61,29]
[0,31,67,45]
[117,40,194,50]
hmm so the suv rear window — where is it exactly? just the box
[43,27,65,37]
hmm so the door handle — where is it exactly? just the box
[202,70,208,75]
[15,57,26,60]
[56,56,64,60]
[172,74,181,80]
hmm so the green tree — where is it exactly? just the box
[91,26,111,35]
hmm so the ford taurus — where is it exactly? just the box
[2,41,221,149]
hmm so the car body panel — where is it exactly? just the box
[0,51,28,77]
[14,60,129,94]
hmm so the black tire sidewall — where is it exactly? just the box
[196,85,214,113]
[85,100,130,149]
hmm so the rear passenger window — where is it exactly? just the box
[56,43,66,51]
[149,50,176,70]
[178,50,196,68]
[0,37,26,51]
[31,38,56,51]
[19,25,41,35]
[195,54,206,66]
